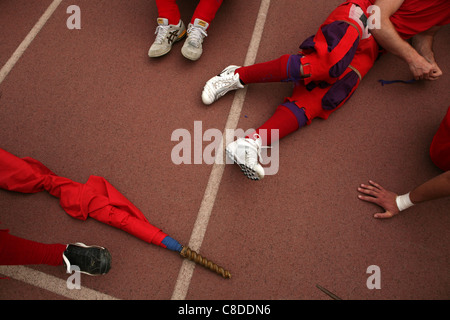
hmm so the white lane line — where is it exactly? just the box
[0,0,63,85]
[170,0,271,300]
[0,266,119,300]
[0,0,120,300]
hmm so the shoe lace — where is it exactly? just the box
[154,25,170,44]
[212,72,238,90]
[244,135,262,166]
[187,26,207,48]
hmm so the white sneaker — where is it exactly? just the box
[226,135,265,180]
[201,65,244,105]
[148,18,186,58]
[181,18,208,61]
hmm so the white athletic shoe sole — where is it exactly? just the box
[225,138,265,180]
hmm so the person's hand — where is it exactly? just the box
[408,54,442,81]
[428,60,443,80]
[358,180,400,219]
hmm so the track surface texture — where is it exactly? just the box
[1,0,449,301]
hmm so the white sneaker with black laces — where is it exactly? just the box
[148,18,186,58]
[181,18,208,61]
[201,65,244,105]
[226,135,265,180]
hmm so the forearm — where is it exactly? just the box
[371,16,442,80]
[410,171,450,204]
[370,18,420,64]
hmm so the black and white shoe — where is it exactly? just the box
[148,18,186,58]
[63,243,112,276]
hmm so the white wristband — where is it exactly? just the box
[396,192,414,211]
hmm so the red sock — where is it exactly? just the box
[236,54,291,84]
[246,105,302,146]
[156,0,180,25]
[0,230,66,266]
[191,0,223,26]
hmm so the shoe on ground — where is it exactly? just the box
[226,135,265,180]
[148,18,186,58]
[201,65,244,105]
[181,18,208,61]
[63,242,112,276]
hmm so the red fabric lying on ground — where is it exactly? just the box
[0,148,168,247]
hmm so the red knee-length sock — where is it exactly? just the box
[236,54,291,84]
[156,0,180,25]
[246,105,302,146]
[0,230,66,266]
[191,0,223,26]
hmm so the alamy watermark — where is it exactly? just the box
[366,5,381,30]
[366,265,381,289]
[170,121,280,175]
[66,265,81,290]
[65,4,381,31]
[66,5,81,30]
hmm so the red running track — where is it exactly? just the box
[0,0,449,300]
